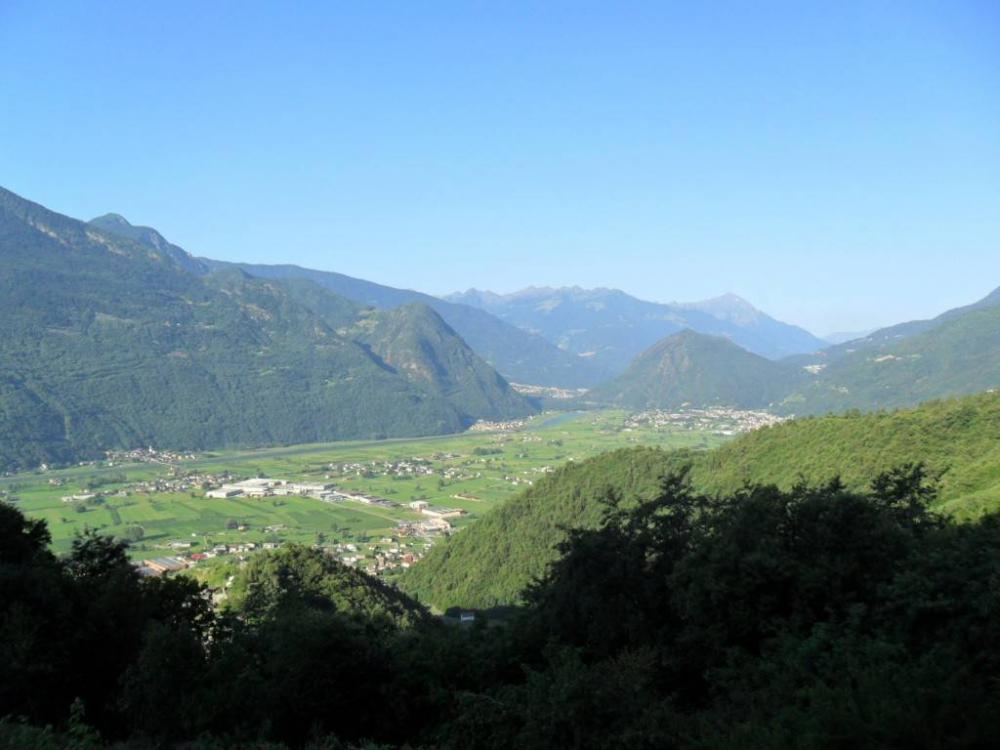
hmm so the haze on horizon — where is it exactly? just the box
[1,1,997,335]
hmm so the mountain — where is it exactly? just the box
[587,329,804,410]
[784,304,1000,414]
[401,390,1000,610]
[585,287,1000,416]
[0,186,534,472]
[446,286,826,374]
[199,263,609,388]
[799,285,1000,364]
[676,291,773,326]
[354,303,530,420]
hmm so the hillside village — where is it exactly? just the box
[623,407,785,434]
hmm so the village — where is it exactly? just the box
[623,407,785,435]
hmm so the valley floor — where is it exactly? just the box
[0,409,753,580]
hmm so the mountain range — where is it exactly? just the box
[0,187,534,472]
[2,184,997,471]
[447,286,827,372]
[195,261,608,388]
[580,286,999,415]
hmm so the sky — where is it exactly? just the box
[1,1,998,335]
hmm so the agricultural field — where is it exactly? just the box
[0,410,734,573]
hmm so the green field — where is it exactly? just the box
[0,410,729,562]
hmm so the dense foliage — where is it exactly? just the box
[694,390,1000,517]
[4,461,999,748]
[404,391,1000,610]
[453,465,1000,749]
[401,446,686,609]
[0,187,533,473]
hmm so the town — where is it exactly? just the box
[623,407,785,435]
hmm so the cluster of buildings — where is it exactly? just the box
[105,447,198,465]
[467,418,529,433]
[330,538,426,574]
[623,408,785,435]
[327,458,437,479]
[131,471,230,496]
[510,383,588,400]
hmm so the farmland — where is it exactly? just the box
[0,410,736,572]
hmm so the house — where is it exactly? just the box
[409,500,430,510]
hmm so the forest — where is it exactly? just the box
[2,460,998,749]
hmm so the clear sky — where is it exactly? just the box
[1,1,997,335]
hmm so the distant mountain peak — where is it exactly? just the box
[678,293,763,325]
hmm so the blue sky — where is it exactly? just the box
[1,1,997,334]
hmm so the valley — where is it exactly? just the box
[0,408,744,576]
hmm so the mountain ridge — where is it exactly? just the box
[0,186,535,472]
[445,284,827,372]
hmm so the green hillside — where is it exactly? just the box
[355,302,532,420]
[202,260,609,388]
[588,329,803,410]
[783,306,1000,414]
[400,446,685,609]
[402,391,1000,610]
[0,187,534,472]
[695,390,1000,518]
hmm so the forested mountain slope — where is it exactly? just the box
[782,306,1000,414]
[587,329,804,409]
[0,187,533,472]
[695,390,1000,517]
[199,261,609,388]
[354,302,531,420]
[401,447,682,609]
[402,391,1000,610]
